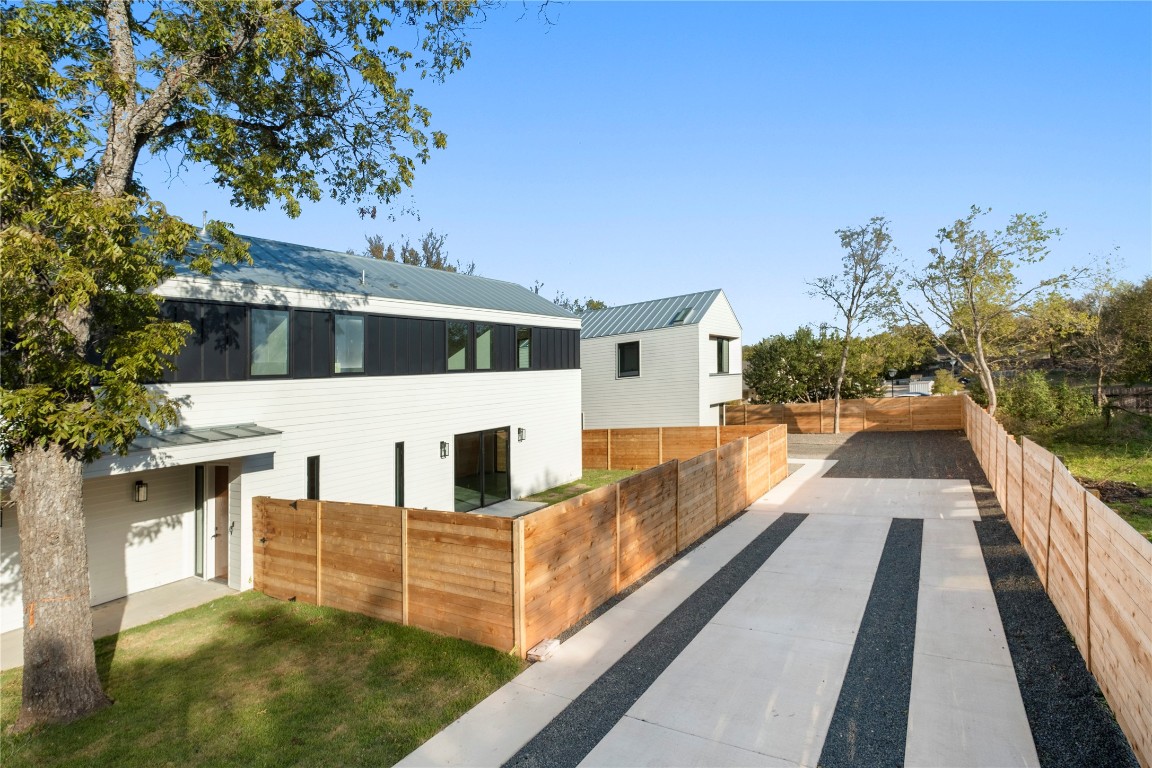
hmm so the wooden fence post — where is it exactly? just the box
[606,429,612,471]
[1020,439,1027,551]
[658,427,664,465]
[315,501,324,606]
[401,508,409,626]
[512,517,526,659]
[1044,454,1057,591]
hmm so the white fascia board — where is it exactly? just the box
[83,432,282,478]
[156,276,582,329]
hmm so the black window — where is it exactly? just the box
[516,327,532,369]
[618,340,640,378]
[475,324,493,370]
[447,320,469,371]
[394,442,405,507]
[306,455,320,500]
[715,336,731,374]
[334,315,364,374]
[250,308,289,377]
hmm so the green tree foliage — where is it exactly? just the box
[933,369,962,395]
[363,229,476,274]
[744,326,881,404]
[1113,278,1152,384]
[998,371,1097,434]
[1,0,486,730]
[808,216,899,432]
[858,324,938,380]
[902,206,1085,415]
[552,292,607,315]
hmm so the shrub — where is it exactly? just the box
[933,370,962,395]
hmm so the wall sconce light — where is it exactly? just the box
[440,441,449,459]
[518,428,527,442]
[134,480,148,503]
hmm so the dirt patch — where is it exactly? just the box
[1077,478,1151,503]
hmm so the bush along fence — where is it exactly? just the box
[725,395,963,433]
[963,397,1151,768]
[253,424,788,659]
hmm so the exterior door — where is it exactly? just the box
[214,466,229,579]
[453,427,510,512]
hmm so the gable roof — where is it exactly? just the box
[580,290,723,339]
[176,234,575,319]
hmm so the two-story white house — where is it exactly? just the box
[0,235,583,633]
[579,289,742,429]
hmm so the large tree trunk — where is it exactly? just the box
[11,443,111,732]
[833,340,850,434]
[973,333,998,416]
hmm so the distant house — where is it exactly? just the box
[0,235,582,633]
[579,289,742,428]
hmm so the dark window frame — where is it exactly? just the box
[617,340,641,378]
[249,306,292,379]
[333,313,367,375]
[306,455,320,500]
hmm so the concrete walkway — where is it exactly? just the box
[0,577,234,671]
[399,459,1040,768]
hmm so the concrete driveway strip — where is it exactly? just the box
[396,463,828,768]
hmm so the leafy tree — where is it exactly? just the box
[744,326,881,404]
[1113,278,1152,384]
[808,217,899,431]
[1,0,485,730]
[902,206,1086,415]
[363,229,476,274]
[861,324,939,377]
[552,292,607,315]
[933,369,962,395]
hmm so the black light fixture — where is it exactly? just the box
[440,441,449,459]
[518,428,527,442]
[134,480,148,502]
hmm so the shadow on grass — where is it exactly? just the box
[1,592,523,768]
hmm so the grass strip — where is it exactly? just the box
[1,592,523,768]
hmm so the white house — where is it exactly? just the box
[0,236,583,633]
[579,289,742,429]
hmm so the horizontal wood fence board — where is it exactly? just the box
[910,397,963,430]
[826,399,867,432]
[582,429,609,469]
[618,463,679,589]
[1021,439,1054,582]
[407,605,513,650]
[523,486,617,649]
[716,439,746,523]
[408,582,513,618]
[719,425,776,442]
[608,428,663,469]
[661,427,719,462]
[322,592,402,623]
[1005,440,1024,537]
[677,451,718,551]
[864,399,911,431]
[407,509,513,533]
[319,553,402,582]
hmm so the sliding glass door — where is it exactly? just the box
[454,427,510,512]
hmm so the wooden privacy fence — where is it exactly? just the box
[253,424,789,660]
[582,425,788,470]
[725,395,963,433]
[963,397,1151,768]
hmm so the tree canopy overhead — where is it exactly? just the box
[1,0,490,731]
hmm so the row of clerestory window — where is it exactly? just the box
[160,299,579,383]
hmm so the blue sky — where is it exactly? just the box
[138,1,1152,343]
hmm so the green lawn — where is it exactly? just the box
[1032,411,1152,541]
[523,469,639,506]
[1,592,524,767]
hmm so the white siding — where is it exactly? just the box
[697,294,744,424]
[581,325,701,428]
[1,466,197,633]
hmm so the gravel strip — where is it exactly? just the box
[819,517,923,768]
[791,431,1138,768]
[503,513,809,768]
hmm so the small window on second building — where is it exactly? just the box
[715,337,731,374]
[306,455,320,500]
[618,340,640,378]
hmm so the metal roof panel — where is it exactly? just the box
[579,290,723,339]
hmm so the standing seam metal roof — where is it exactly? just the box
[579,290,723,339]
[176,234,575,319]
